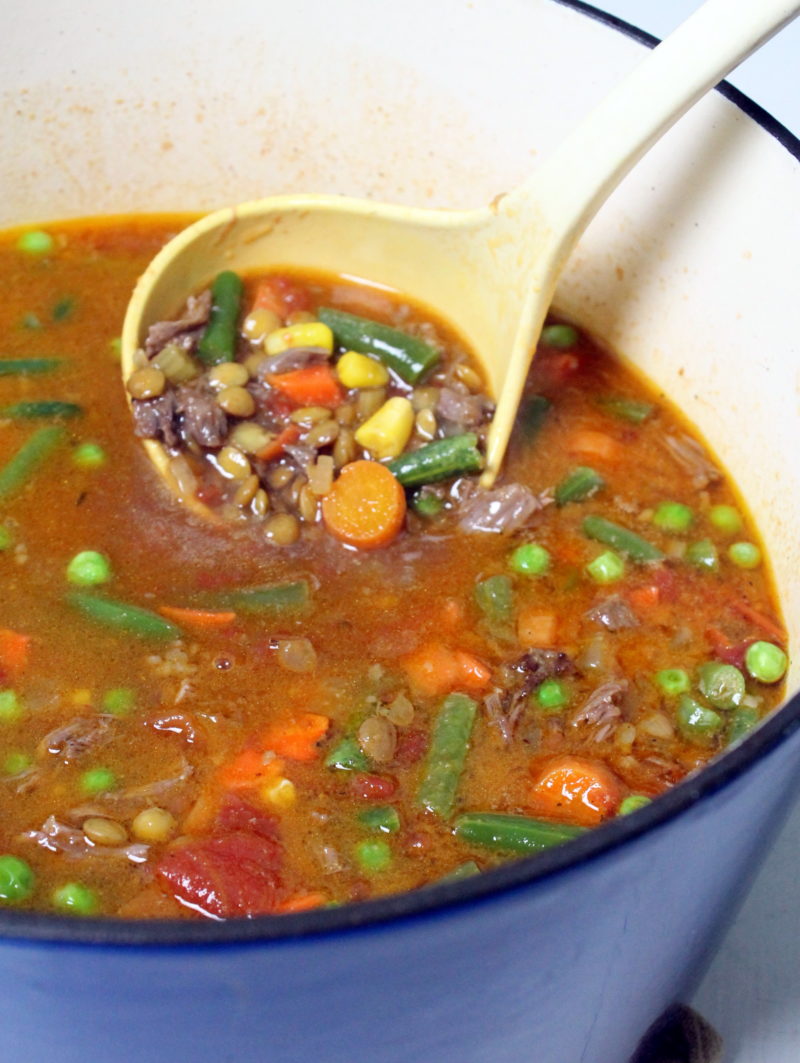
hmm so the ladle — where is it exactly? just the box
[121,0,800,517]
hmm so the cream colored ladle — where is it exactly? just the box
[122,0,799,514]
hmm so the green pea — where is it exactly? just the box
[66,550,112,586]
[685,539,718,571]
[652,501,694,534]
[536,678,569,712]
[16,230,54,255]
[676,695,723,743]
[509,542,551,576]
[728,541,762,569]
[586,550,625,584]
[0,854,35,902]
[2,751,32,776]
[745,641,788,684]
[0,524,13,551]
[102,687,136,716]
[80,767,117,795]
[52,882,97,915]
[412,492,444,517]
[109,337,122,359]
[697,662,745,710]
[72,442,107,469]
[0,690,23,723]
[355,838,392,872]
[709,504,742,536]
[654,668,690,697]
[619,794,651,815]
[541,324,579,349]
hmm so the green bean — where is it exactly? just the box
[0,425,65,500]
[67,592,179,639]
[358,805,401,834]
[387,433,482,487]
[517,394,551,441]
[52,296,75,322]
[0,400,81,420]
[555,466,605,506]
[197,271,244,365]
[727,705,760,744]
[0,358,61,376]
[417,693,477,818]
[453,812,586,853]
[597,396,654,424]
[474,574,514,640]
[318,306,439,384]
[207,579,310,613]
[582,515,664,562]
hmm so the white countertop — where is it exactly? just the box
[596,4,800,1060]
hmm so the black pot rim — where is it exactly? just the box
[2,0,798,948]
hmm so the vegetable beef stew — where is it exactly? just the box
[0,217,788,919]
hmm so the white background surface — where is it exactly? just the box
[596,5,800,1061]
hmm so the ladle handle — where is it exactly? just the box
[506,0,800,243]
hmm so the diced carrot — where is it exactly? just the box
[257,424,301,462]
[567,429,621,463]
[322,460,406,550]
[218,749,285,790]
[277,891,328,914]
[0,627,30,680]
[267,364,344,408]
[627,584,660,612]
[261,712,331,763]
[251,276,312,319]
[727,597,786,643]
[527,755,624,827]
[516,608,557,648]
[403,642,492,697]
[158,606,237,629]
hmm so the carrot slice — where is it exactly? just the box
[267,365,343,408]
[516,608,557,648]
[567,429,621,463]
[403,642,492,697]
[158,606,237,629]
[527,755,624,827]
[727,597,786,643]
[322,460,406,550]
[0,627,30,680]
[627,584,661,612]
[261,712,331,763]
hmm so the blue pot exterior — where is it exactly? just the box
[2,702,800,1063]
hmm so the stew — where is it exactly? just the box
[0,217,788,919]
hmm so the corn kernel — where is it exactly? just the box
[261,776,296,810]
[69,688,92,706]
[354,396,414,459]
[336,350,389,389]
[265,322,333,356]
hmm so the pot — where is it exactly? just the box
[1,2,798,1060]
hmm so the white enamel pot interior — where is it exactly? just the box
[1,2,799,1062]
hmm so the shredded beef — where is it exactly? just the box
[662,433,722,489]
[485,649,576,742]
[145,290,212,358]
[38,715,112,763]
[571,680,629,741]
[131,391,180,448]
[174,385,228,448]
[458,482,551,534]
[436,386,491,429]
[585,595,640,631]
